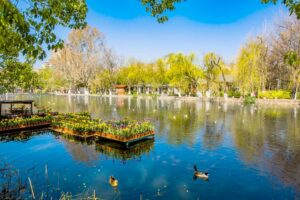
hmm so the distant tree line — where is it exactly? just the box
[35,14,300,99]
[1,1,300,99]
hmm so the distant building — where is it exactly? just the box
[115,85,127,95]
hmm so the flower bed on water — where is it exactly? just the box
[0,112,155,143]
[0,115,52,132]
[50,112,155,142]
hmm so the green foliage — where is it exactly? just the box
[0,0,87,61]
[141,0,300,23]
[284,50,300,99]
[0,59,38,92]
[140,0,184,23]
[37,66,67,92]
[284,51,299,66]
[228,90,241,98]
[236,37,268,95]
[91,69,116,93]
[140,0,300,23]
[0,115,52,129]
[244,96,256,104]
[166,53,203,95]
[202,52,229,95]
[258,90,292,99]
[52,113,155,138]
[262,0,300,19]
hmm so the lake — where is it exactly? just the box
[0,94,299,199]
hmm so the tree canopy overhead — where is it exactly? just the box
[0,0,87,61]
[261,0,300,19]
[1,0,300,63]
[140,0,184,23]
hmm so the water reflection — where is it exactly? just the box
[0,129,155,167]
[60,136,99,165]
[95,139,154,162]
[0,129,46,142]
[1,94,300,197]
[230,106,300,190]
[59,134,154,162]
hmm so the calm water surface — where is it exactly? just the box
[0,94,300,199]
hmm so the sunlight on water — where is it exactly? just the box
[0,94,299,199]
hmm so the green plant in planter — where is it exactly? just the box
[0,115,52,130]
[51,113,155,138]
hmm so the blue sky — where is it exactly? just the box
[39,0,285,67]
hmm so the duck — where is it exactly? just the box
[109,176,118,187]
[194,165,209,180]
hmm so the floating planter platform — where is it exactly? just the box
[0,112,155,146]
[50,127,154,146]
[0,122,51,133]
[0,115,52,133]
[50,112,155,146]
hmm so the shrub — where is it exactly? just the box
[244,96,256,104]
[227,90,241,98]
[258,90,291,99]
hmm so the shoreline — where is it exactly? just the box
[56,94,300,105]
[2,93,300,106]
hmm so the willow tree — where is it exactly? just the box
[202,52,229,94]
[117,62,147,93]
[152,59,169,87]
[236,37,268,95]
[166,53,203,95]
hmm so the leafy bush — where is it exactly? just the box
[227,90,241,98]
[258,90,291,99]
[244,96,256,104]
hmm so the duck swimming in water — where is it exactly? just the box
[109,176,118,187]
[194,165,209,180]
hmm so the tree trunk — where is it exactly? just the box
[295,84,299,100]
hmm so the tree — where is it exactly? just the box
[142,0,300,22]
[284,51,300,99]
[262,0,300,19]
[48,25,107,90]
[267,15,300,95]
[91,69,116,93]
[236,37,268,95]
[140,0,184,23]
[166,53,203,95]
[147,59,169,88]
[202,53,229,94]
[0,0,87,61]
[0,59,38,92]
[37,66,66,92]
[2,0,300,63]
